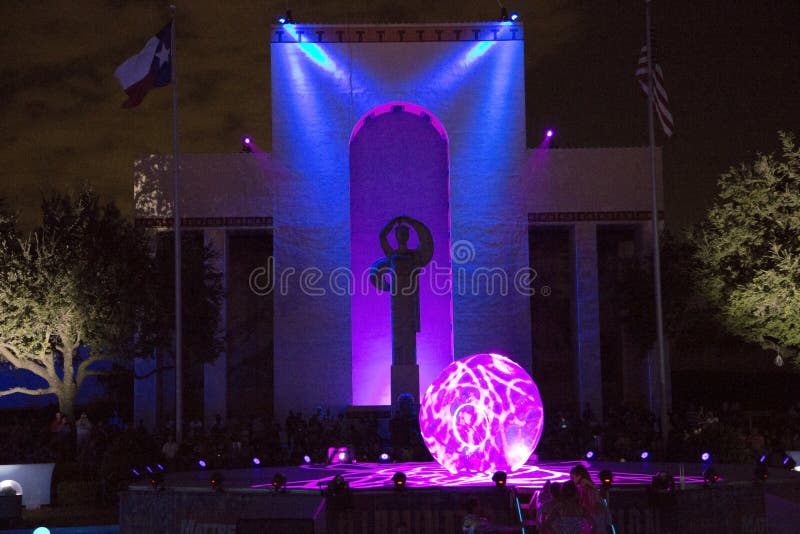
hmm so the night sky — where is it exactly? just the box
[2,0,799,231]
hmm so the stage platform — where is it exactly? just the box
[119,459,800,533]
[145,459,720,492]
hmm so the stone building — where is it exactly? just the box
[133,21,667,429]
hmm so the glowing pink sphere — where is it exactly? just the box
[419,353,544,474]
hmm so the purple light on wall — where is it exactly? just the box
[350,102,452,405]
[419,353,544,474]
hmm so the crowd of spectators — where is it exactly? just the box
[1,397,799,504]
[520,399,800,466]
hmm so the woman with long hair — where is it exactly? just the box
[569,465,612,533]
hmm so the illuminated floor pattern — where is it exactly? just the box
[246,460,708,491]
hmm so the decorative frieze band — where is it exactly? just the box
[135,216,273,229]
[528,211,665,223]
[271,23,523,44]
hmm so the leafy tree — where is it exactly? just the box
[0,188,223,416]
[693,132,800,363]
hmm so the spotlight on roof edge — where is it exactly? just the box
[278,10,293,25]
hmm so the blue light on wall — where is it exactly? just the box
[283,25,339,74]
[464,41,494,65]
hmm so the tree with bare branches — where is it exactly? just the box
[0,188,221,416]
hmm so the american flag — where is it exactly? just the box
[636,42,673,137]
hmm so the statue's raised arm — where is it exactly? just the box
[378,215,434,265]
[378,216,403,258]
[405,217,434,266]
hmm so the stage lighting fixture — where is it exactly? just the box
[703,467,720,485]
[392,472,407,489]
[755,463,768,481]
[277,10,293,24]
[210,472,223,492]
[149,471,164,491]
[145,465,153,474]
[492,471,508,486]
[510,12,520,22]
[640,451,650,461]
[252,457,261,466]
[759,454,767,464]
[328,446,354,464]
[157,464,165,471]
[326,474,349,497]
[379,452,391,463]
[700,452,711,462]
[241,136,253,153]
[783,454,797,470]
[303,455,312,465]
[598,470,613,487]
[271,472,287,493]
[131,468,141,478]
[585,450,595,460]
[198,459,207,469]
[651,471,675,493]
[546,129,554,138]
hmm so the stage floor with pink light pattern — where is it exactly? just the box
[156,460,728,492]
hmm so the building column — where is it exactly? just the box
[203,229,227,427]
[573,223,602,418]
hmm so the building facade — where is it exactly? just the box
[133,22,666,429]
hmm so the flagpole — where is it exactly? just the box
[645,0,669,444]
[170,4,184,444]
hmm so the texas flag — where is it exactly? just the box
[114,21,172,108]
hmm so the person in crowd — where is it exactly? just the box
[57,413,73,458]
[161,435,179,467]
[462,497,520,533]
[542,480,596,534]
[570,465,610,533]
[76,412,92,453]
[50,412,62,444]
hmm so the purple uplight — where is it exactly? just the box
[243,136,252,145]
[546,129,554,138]
[701,452,711,462]
[248,461,709,491]
[252,457,261,466]
[198,460,207,468]
[419,353,544,474]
